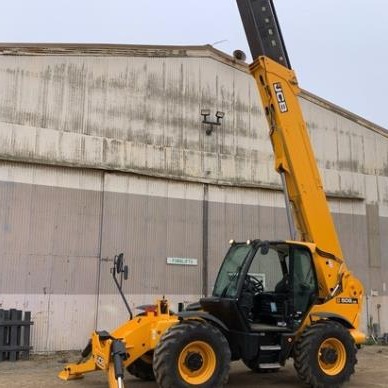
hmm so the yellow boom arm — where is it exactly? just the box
[237,0,364,321]
[251,57,343,258]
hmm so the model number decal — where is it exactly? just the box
[273,83,288,113]
[336,297,358,304]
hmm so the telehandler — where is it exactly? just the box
[59,1,365,387]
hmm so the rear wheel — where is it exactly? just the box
[153,320,230,387]
[294,321,357,388]
[126,351,155,381]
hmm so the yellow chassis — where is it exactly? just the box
[58,300,179,388]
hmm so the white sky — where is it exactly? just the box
[1,0,388,129]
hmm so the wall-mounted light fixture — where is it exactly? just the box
[201,109,225,135]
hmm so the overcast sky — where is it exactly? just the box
[2,0,388,129]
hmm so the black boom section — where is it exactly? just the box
[236,0,291,68]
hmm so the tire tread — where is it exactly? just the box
[153,320,230,388]
[293,321,357,388]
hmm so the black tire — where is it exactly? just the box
[153,320,231,388]
[294,321,357,388]
[242,358,280,373]
[127,351,155,381]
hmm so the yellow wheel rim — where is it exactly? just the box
[318,337,346,376]
[178,341,217,385]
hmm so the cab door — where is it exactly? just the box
[290,246,318,321]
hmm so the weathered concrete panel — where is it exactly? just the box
[379,216,388,293]
[0,179,102,258]
[366,204,382,268]
[0,45,386,202]
[98,174,204,295]
[0,52,269,188]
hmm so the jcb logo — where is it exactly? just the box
[273,83,288,113]
[95,355,105,369]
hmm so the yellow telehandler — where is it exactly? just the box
[59,1,365,387]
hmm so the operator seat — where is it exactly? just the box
[274,274,289,293]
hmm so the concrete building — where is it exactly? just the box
[0,44,387,351]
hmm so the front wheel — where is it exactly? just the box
[294,321,357,388]
[153,320,231,387]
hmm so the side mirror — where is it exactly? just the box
[111,253,132,319]
[123,265,129,280]
[115,253,124,273]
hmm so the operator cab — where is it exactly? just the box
[200,240,318,333]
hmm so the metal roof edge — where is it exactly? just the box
[0,42,249,72]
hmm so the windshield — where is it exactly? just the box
[212,244,252,298]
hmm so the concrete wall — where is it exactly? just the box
[0,44,387,350]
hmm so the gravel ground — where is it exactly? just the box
[0,345,387,387]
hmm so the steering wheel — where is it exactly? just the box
[245,275,264,295]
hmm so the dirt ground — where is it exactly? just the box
[0,345,387,388]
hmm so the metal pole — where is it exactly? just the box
[280,172,297,240]
[202,184,209,297]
